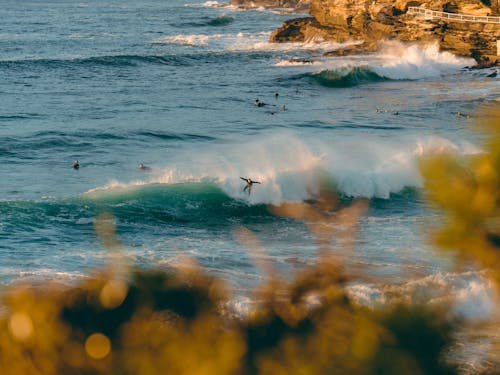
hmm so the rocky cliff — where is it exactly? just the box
[269,0,500,65]
[229,0,311,12]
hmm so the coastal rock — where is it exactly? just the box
[270,17,342,41]
[229,0,311,12]
[269,0,500,65]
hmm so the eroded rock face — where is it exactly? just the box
[269,0,500,65]
[229,0,311,11]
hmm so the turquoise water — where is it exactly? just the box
[1,0,499,321]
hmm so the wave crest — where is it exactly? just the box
[207,14,234,26]
[306,66,389,87]
[86,133,479,203]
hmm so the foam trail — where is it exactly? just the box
[153,32,351,52]
[86,133,480,204]
[185,1,226,8]
[152,34,227,46]
[274,59,322,67]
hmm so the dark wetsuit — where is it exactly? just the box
[240,177,261,194]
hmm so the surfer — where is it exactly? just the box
[255,99,266,107]
[275,92,279,99]
[73,160,79,169]
[139,163,151,171]
[240,177,261,195]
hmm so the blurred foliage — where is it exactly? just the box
[0,265,457,375]
[9,109,500,375]
[420,106,500,286]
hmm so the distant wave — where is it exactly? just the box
[133,130,216,142]
[302,67,389,88]
[0,54,196,68]
[0,50,279,71]
[207,14,234,26]
[280,41,475,86]
[153,34,227,46]
[274,59,321,67]
[0,129,216,156]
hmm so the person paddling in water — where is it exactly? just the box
[255,99,266,107]
[240,177,261,195]
[139,163,151,171]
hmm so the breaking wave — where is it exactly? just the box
[85,133,480,204]
[207,14,235,26]
[285,41,475,87]
[304,66,389,88]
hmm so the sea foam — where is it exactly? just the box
[85,133,480,204]
[373,40,474,80]
[313,41,475,82]
[152,34,228,46]
[348,270,500,321]
[153,31,352,53]
[185,1,225,8]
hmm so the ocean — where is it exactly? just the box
[1,0,500,362]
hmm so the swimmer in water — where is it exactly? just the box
[255,99,266,107]
[73,160,79,169]
[240,177,261,195]
[139,163,151,171]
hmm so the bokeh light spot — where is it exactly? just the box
[100,280,128,309]
[85,333,111,359]
[8,312,34,342]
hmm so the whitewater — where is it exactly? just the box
[1,0,499,370]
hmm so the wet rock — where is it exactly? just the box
[229,0,311,12]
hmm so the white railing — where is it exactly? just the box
[408,6,500,24]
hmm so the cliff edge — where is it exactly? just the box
[269,0,500,66]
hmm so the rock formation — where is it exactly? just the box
[229,0,311,12]
[269,0,500,65]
